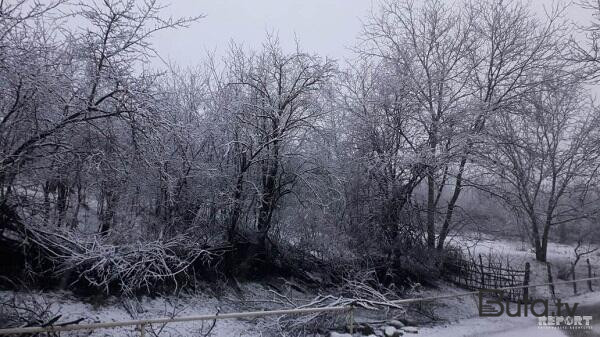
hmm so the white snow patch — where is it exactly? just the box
[0,288,274,336]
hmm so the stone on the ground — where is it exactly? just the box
[402,326,418,334]
[375,330,385,337]
[389,320,405,328]
[384,326,403,337]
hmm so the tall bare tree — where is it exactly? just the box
[218,38,334,245]
[360,0,474,247]
[482,78,600,262]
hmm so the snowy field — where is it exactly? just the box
[2,235,600,336]
[448,234,600,268]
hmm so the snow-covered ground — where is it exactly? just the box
[2,235,599,336]
[419,234,600,337]
[448,233,600,268]
[449,234,600,298]
[0,282,302,336]
[420,290,600,337]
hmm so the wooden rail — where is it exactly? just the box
[0,306,353,335]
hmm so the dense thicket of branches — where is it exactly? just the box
[2,0,600,296]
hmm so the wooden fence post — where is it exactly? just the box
[587,258,593,292]
[479,254,485,288]
[523,262,530,301]
[139,323,145,337]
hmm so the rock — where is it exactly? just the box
[402,326,418,334]
[375,330,385,337]
[329,332,352,337]
[389,320,405,328]
[384,326,403,337]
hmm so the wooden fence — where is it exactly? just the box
[443,251,530,302]
[565,257,597,295]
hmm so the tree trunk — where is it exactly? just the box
[529,213,546,262]
[56,181,69,227]
[537,220,551,263]
[437,156,467,250]
[426,169,436,248]
[426,117,438,248]
[382,198,399,241]
[42,181,51,225]
[257,157,278,243]
[70,184,84,229]
[256,124,280,244]
[227,173,245,241]
[99,189,118,235]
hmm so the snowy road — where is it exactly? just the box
[420,293,600,337]
[487,300,600,337]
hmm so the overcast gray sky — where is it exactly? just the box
[150,0,374,67]
[150,0,592,68]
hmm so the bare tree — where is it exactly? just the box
[337,57,425,247]
[435,0,569,249]
[0,0,199,232]
[215,37,335,246]
[570,0,600,77]
[360,0,475,248]
[481,78,600,262]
